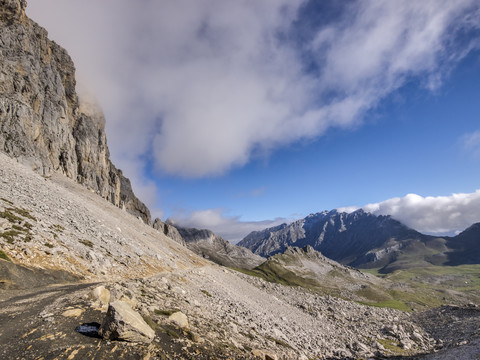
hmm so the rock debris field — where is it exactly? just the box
[1,152,480,359]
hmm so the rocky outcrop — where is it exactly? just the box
[0,0,150,223]
[178,226,265,269]
[153,218,185,246]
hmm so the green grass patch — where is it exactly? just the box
[0,210,23,223]
[0,249,10,261]
[78,239,94,248]
[201,289,212,297]
[154,309,180,316]
[236,261,320,290]
[7,207,36,221]
[377,339,407,355]
[166,329,180,338]
[0,230,22,243]
[142,314,158,330]
[359,299,412,312]
[362,264,480,309]
[240,331,255,341]
[44,242,54,249]
[50,224,64,232]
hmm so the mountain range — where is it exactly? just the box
[238,209,480,273]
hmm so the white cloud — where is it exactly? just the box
[341,190,480,235]
[168,208,288,243]
[26,0,480,181]
[462,130,480,157]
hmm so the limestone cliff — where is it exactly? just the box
[0,0,150,223]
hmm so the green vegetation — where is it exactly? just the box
[0,249,10,261]
[201,289,212,297]
[359,299,412,312]
[166,329,180,338]
[1,198,13,205]
[234,261,320,290]
[376,339,407,355]
[50,224,64,232]
[7,207,36,221]
[154,309,180,316]
[44,242,54,249]
[363,264,480,309]
[142,314,159,330]
[78,239,94,248]
[1,229,22,243]
[0,209,23,223]
[240,331,255,341]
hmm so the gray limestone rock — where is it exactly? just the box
[178,227,265,270]
[153,218,186,246]
[0,0,150,223]
[99,301,155,343]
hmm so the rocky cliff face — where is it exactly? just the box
[177,226,265,269]
[152,218,186,246]
[0,0,150,223]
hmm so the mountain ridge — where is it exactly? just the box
[238,209,480,271]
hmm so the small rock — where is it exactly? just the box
[92,285,110,306]
[62,308,84,317]
[169,311,189,329]
[252,349,277,360]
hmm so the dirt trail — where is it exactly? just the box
[0,282,148,360]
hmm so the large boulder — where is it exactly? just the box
[99,301,155,343]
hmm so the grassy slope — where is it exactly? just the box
[363,264,480,309]
[234,257,480,312]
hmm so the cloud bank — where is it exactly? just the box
[339,190,480,236]
[168,209,288,243]
[27,0,480,180]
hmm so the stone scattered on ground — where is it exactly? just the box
[168,311,189,329]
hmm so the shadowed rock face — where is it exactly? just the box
[0,0,150,223]
[177,227,265,270]
[152,218,186,246]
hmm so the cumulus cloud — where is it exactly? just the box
[340,190,480,235]
[168,208,288,243]
[26,0,480,181]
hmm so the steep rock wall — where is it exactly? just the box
[0,0,150,223]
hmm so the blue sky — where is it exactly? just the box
[28,1,480,241]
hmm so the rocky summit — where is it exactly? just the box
[1,1,480,359]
